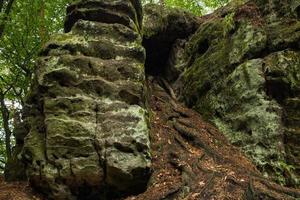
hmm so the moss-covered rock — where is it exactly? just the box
[8,0,300,198]
[64,0,142,33]
[17,1,151,199]
[180,0,300,188]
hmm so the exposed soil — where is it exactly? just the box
[1,77,300,200]
[124,77,300,200]
[0,176,42,200]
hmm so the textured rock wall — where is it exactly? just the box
[9,0,300,198]
[180,0,300,187]
[19,0,151,199]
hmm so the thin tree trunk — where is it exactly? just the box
[39,0,47,45]
[0,0,4,12]
[0,0,15,38]
[0,92,12,161]
[159,0,165,6]
[159,0,165,17]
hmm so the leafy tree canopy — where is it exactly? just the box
[0,0,72,173]
[141,0,230,15]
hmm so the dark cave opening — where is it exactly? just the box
[198,39,209,55]
[143,36,174,77]
[296,5,300,19]
[142,29,199,80]
[141,7,199,79]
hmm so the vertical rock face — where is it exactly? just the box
[180,0,300,187]
[20,0,151,199]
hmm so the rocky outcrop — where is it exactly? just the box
[123,77,300,200]
[179,0,300,187]
[7,0,300,199]
[19,0,151,199]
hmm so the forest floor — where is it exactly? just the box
[0,176,42,200]
[124,78,257,200]
[0,78,299,200]
[123,78,300,200]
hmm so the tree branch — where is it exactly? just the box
[0,75,14,95]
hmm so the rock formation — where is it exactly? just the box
[178,0,300,187]
[19,0,151,199]
[122,77,300,200]
[7,0,300,199]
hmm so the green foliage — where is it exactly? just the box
[141,0,231,15]
[0,0,72,173]
[223,12,235,37]
[164,0,203,15]
[0,0,72,92]
[273,161,296,186]
[203,0,230,8]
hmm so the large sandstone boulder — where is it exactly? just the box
[19,0,151,199]
[180,0,300,187]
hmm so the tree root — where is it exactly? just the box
[123,78,300,200]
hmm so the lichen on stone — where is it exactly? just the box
[180,0,300,187]
[17,1,152,198]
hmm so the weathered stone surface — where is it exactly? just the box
[7,0,300,199]
[180,0,300,187]
[19,0,151,199]
[64,0,143,33]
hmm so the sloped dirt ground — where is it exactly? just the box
[124,78,300,200]
[1,78,300,200]
[0,176,42,200]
